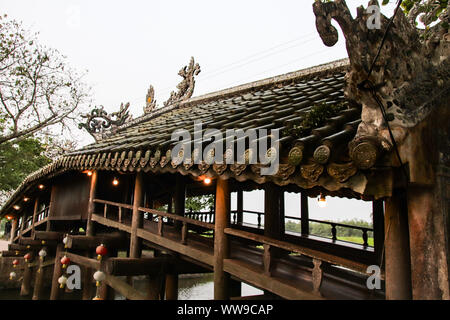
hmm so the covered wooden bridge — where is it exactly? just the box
[0,58,446,300]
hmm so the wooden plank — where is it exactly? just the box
[94,198,133,210]
[139,207,214,230]
[105,257,175,276]
[104,274,147,300]
[64,252,101,270]
[223,259,322,300]
[19,237,57,246]
[224,228,372,275]
[66,233,127,250]
[91,214,131,233]
[33,231,65,241]
[136,228,214,266]
[1,250,26,257]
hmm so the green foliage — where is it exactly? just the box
[0,137,51,190]
[282,102,347,138]
[185,195,214,212]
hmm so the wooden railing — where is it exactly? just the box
[285,215,373,247]
[185,210,215,223]
[93,199,133,223]
[35,206,50,225]
[224,227,376,278]
[138,207,214,244]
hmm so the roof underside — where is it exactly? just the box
[1,59,395,215]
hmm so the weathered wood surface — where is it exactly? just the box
[91,214,131,233]
[49,244,64,300]
[104,274,147,300]
[19,237,57,246]
[223,258,321,300]
[224,227,375,276]
[65,233,126,250]
[63,252,100,270]
[33,231,65,241]
[130,172,144,258]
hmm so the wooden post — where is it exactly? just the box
[86,170,98,236]
[300,193,309,236]
[32,247,47,300]
[237,188,243,225]
[130,172,144,259]
[384,193,412,300]
[82,259,93,300]
[19,214,25,237]
[407,185,450,299]
[264,183,283,275]
[214,178,231,300]
[165,274,178,300]
[372,200,385,265]
[10,218,17,242]
[31,197,39,237]
[20,255,33,296]
[49,244,64,300]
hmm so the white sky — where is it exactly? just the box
[2,0,395,222]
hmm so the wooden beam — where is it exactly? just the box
[20,259,33,296]
[19,237,57,247]
[65,233,126,250]
[104,274,147,300]
[86,170,98,236]
[32,247,48,300]
[165,274,178,300]
[214,177,231,300]
[92,214,131,233]
[1,250,26,257]
[33,231,65,241]
[224,258,321,300]
[130,172,144,258]
[64,252,101,270]
[136,228,214,266]
[372,200,384,264]
[10,218,18,243]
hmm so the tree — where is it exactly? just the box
[0,14,90,145]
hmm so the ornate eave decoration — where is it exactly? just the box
[78,102,131,142]
[164,57,201,107]
[143,85,157,114]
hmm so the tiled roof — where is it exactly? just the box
[1,58,395,215]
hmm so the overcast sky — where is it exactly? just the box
[2,1,396,223]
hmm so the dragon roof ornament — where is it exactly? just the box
[163,57,201,107]
[78,102,132,142]
[144,85,157,114]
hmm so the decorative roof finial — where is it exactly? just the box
[163,57,201,107]
[143,85,157,114]
[78,102,131,142]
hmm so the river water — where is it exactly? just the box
[0,273,262,300]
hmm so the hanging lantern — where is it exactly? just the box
[92,296,103,300]
[318,193,327,208]
[24,253,32,262]
[60,255,71,269]
[93,270,106,287]
[15,250,19,255]
[12,259,19,268]
[58,275,68,288]
[41,240,46,245]
[96,244,107,260]
[62,235,68,248]
[38,249,47,261]
[9,272,17,280]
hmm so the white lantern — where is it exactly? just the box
[63,236,68,245]
[93,270,106,287]
[9,272,17,280]
[58,275,68,288]
[38,249,47,260]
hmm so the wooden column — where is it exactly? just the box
[407,186,450,299]
[32,247,47,300]
[300,193,309,236]
[130,172,144,259]
[31,197,39,237]
[372,200,385,265]
[86,171,98,236]
[237,189,243,225]
[165,274,178,300]
[49,244,64,300]
[82,257,93,300]
[264,183,283,276]
[19,214,25,237]
[10,218,17,242]
[20,255,33,296]
[384,193,412,300]
[214,178,231,300]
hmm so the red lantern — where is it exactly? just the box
[24,253,31,262]
[12,259,19,268]
[60,255,71,268]
[96,244,107,260]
